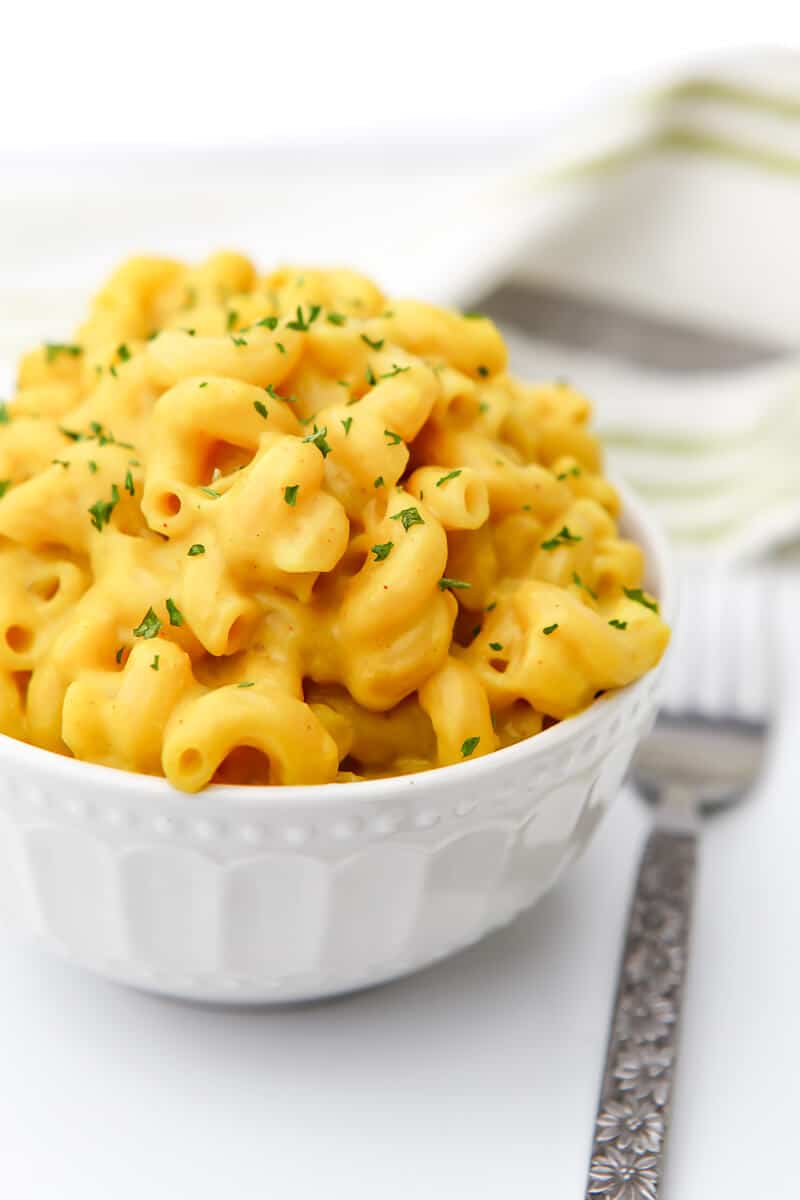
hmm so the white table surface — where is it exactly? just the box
[1,583,797,1199]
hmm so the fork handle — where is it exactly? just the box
[584,827,697,1198]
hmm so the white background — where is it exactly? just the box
[2,7,800,1198]
[0,4,797,154]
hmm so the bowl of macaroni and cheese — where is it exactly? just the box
[0,255,671,1002]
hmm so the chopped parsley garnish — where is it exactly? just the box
[366,364,377,387]
[384,428,402,446]
[182,328,196,337]
[109,365,118,378]
[543,623,559,636]
[286,304,321,332]
[371,541,394,562]
[230,334,248,347]
[360,333,384,350]
[301,425,331,458]
[463,312,486,320]
[117,343,131,362]
[0,403,9,424]
[341,416,352,435]
[326,312,346,326]
[461,736,480,757]
[133,607,162,639]
[166,598,184,627]
[557,465,582,480]
[256,315,279,330]
[187,544,206,556]
[436,469,462,487]
[254,399,269,420]
[88,483,120,532]
[609,619,628,630]
[623,587,659,613]
[572,571,598,600]
[485,601,497,612]
[380,364,410,380]
[200,486,221,499]
[476,365,489,378]
[124,470,135,496]
[373,475,385,488]
[150,655,160,671]
[0,480,10,498]
[488,641,503,651]
[275,341,286,354]
[284,484,299,506]
[479,402,490,414]
[44,342,82,364]
[115,646,125,664]
[88,460,98,474]
[264,383,280,401]
[199,381,208,388]
[390,506,424,531]
[51,459,69,468]
[469,624,482,643]
[237,681,255,688]
[541,526,583,551]
[438,577,471,591]
[226,309,239,331]
[336,379,350,388]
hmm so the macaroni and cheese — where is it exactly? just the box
[0,254,669,791]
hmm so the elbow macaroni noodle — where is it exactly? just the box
[0,253,669,791]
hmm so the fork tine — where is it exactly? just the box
[660,568,773,722]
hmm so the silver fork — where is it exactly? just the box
[584,570,774,1199]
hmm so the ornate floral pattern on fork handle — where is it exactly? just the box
[586,829,696,1200]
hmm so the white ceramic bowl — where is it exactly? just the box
[0,480,672,1004]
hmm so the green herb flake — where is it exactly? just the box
[200,486,221,499]
[0,403,10,424]
[540,526,583,551]
[124,470,135,496]
[371,541,394,562]
[286,304,320,332]
[275,341,287,355]
[44,342,82,364]
[543,623,559,636]
[609,619,628,630]
[256,315,278,330]
[230,334,248,347]
[379,363,410,380]
[373,475,385,488]
[390,506,424,532]
[488,641,503,651]
[88,460,98,474]
[187,544,206,556]
[199,381,208,388]
[301,425,332,458]
[284,484,299,506]
[115,646,125,664]
[117,343,132,363]
[133,607,162,639]
[557,465,582,480]
[384,428,402,446]
[341,416,352,436]
[87,483,120,532]
[479,402,490,414]
[476,365,489,378]
[254,399,269,420]
[109,365,118,378]
[166,597,184,627]
[51,459,70,468]
[572,571,598,601]
[237,680,255,688]
[485,601,497,612]
[623,587,659,613]
[150,654,160,671]
[327,312,347,326]
[366,365,377,387]
[360,333,384,350]
[226,309,239,331]
[0,479,10,498]
[436,469,462,488]
[438,577,471,591]
[463,312,486,320]
[461,736,480,758]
